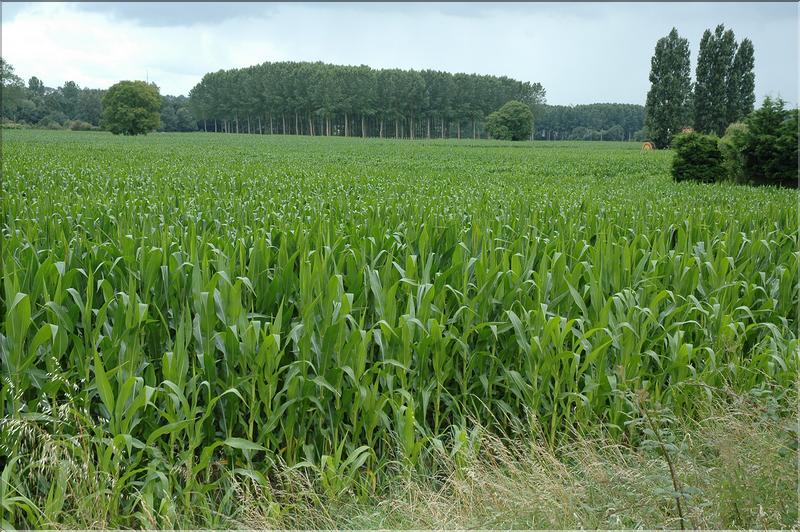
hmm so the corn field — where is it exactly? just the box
[1,130,798,527]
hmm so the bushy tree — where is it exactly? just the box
[718,122,748,183]
[645,28,692,148]
[738,97,798,188]
[485,100,533,141]
[671,131,724,183]
[1,58,27,121]
[102,80,161,135]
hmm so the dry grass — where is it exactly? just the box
[230,393,799,530]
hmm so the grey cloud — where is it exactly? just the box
[71,2,279,27]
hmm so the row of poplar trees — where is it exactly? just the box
[187,61,545,139]
[644,25,755,147]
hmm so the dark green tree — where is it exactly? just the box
[1,58,27,121]
[485,100,533,141]
[727,38,755,124]
[695,24,738,135]
[671,131,724,183]
[644,28,692,147]
[27,76,45,97]
[101,80,161,135]
[739,97,798,188]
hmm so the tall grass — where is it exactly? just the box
[1,131,797,528]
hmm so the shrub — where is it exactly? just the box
[671,131,724,183]
[739,97,798,188]
[486,100,533,141]
[67,120,93,131]
[603,124,625,141]
[36,118,63,130]
[718,122,748,183]
[1,119,24,129]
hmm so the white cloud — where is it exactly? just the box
[1,2,797,105]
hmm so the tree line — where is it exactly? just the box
[1,56,648,142]
[0,58,196,132]
[645,25,756,147]
[187,61,547,139]
[533,103,645,141]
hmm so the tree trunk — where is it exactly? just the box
[395,119,399,139]
[427,118,431,139]
[361,115,366,138]
[203,119,207,132]
[457,121,460,140]
[473,119,476,139]
[247,116,251,134]
[410,116,414,140]
[441,118,445,139]
[282,114,286,135]
[214,119,217,132]
[270,115,273,134]
[257,116,262,134]
[295,113,299,135]
[235,115,239,134]
[380,119,384,138]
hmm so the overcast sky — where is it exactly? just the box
[2,2,797,105]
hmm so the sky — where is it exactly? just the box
[1,2,797,106]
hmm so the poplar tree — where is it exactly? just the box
[694,24,737,135]
[727,38,756,123]
[644,28,692,148]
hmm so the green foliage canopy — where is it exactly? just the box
[485,100,533,140]
[101,80,161,135]
[644,28,692,148]
[671,131,724,183]
[739,97,798,188]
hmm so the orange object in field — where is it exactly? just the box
[641,141,654,151]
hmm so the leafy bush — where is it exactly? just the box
[36,118,63,130]
[0,119,25,129]
[67,120,93,131]
[486,100,533,141]
[718,122,748,183]
[739,97,798,188]
[671,131,724,183]
[36,111,67,130]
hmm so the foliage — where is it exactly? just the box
[0,59,195,131]
[645,28,693,148]
[159,94,198,132]
[738,97,799,188]
[671,131,724,183]
[727,39,755,124]
[2,131,797,527]
[485,100,533,140]
[694,25,754,136]
[101,80,161,135]
[718,122,748,183]
[1,57,27,120]
[536,103,644,141]
[189,61,545,138]
[66,119,93,131]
